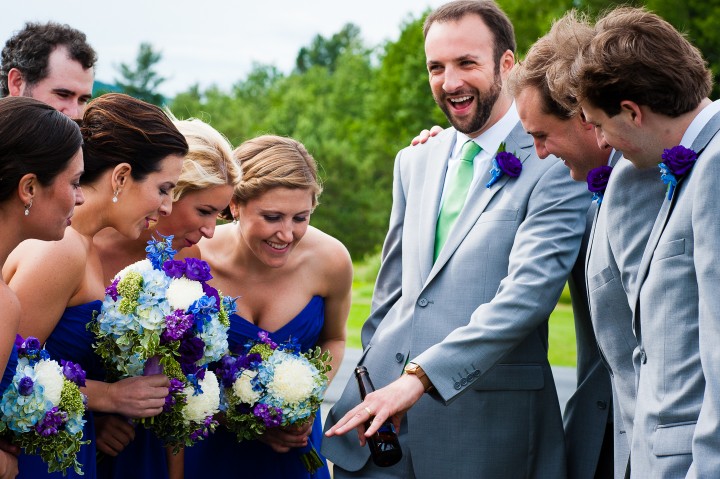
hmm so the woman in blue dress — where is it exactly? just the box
[0,96,89,478]
[2,93,188,479]
[186,135,353,478]
[92,117,241,479]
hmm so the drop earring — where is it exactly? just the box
[24,199,33,216]
[112,190,119,203]
[232,217,238,225]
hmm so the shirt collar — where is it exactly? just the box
[680,99,720,148]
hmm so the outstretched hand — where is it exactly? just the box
[324,374,424,445]
[410,125,444,146]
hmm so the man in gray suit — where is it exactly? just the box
[574,7,720,478]
[323,2,588,477]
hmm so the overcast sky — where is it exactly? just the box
[1,0,446,96]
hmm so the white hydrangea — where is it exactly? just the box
[233,370,260,405]
[33,360,65,406]
[267,355,316,404]
[115,259,153,280]
[183,372,220,424]
[166,278,204,311]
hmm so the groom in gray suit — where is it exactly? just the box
[323,1,588,477]
[575,7,720,478]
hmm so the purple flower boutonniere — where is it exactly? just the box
[586,165,613,205]
[658,145,698,200]
[486,143,522,188]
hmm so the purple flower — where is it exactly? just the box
[662,145,697,176]
[190,416,217,441]
[202,282,220,308]
[184,258,212,282]
[257,331,278,349]
[215,355,240,388]
[143,356,164,376]
[161,311,194,343]
[16,335,41,357]
[105,278,120,301]
[658,145,698,201]
[486,147,522,188]
[162,260,187,279]
[586,166,613,193]
[495,151,522,177]
[60,360,87,387]
[35,407,67,437]
[253,403,283,428]
[178,335,205,373]
[18,376,34,396]
[163,378,185,412]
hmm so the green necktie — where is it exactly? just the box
[434,140,481,260]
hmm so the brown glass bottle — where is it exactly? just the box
[354,366,403,467]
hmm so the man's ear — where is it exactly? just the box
[7,68,27,96]
[620,100,643,126]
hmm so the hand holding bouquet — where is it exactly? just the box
[0,335,88,475]
[215,332,332,473]
[91,235,236,449]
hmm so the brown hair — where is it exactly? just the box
[80,93,188,184]
[1,21,97,97]
[424,0,516,71]
[0,96,82,201]
[509,11,593,120]
[221,135,322,220]
[574,7,711,117]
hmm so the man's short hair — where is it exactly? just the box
[0,21,97,96]
[508,10,593,120]
[573,7,712,118]
[424,0,516,72]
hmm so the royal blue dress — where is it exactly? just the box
[185,295,331,479]
[96,422,168,479]
[17,300,103,479]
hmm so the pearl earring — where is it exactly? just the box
[24,199,33,216]
[112,190,119,203]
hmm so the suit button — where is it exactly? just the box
[596,401,608,410]
[454,382,461,390]
[473,370,481,378]
[460,377,467,386]
[395,353,404,363]
[417,298,429,307]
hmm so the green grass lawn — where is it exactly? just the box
[346,257,577,367]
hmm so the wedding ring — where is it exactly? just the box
[364,406,374,416]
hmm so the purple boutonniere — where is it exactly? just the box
[486,143,522,188]
[658,145,698,200]
[586,165,613,205]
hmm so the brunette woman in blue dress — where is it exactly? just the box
[2,93,187,478]
[0,96,88,479]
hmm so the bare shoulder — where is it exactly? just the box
[4,229,88,283]
[197,223,233,264]
[0,283,20,323]
[300,226,353,288]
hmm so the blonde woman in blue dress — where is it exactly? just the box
[92,117,241,479]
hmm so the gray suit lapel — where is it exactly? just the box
[427,121,531,284]
[418,130,456,283]
[633,110,720,338]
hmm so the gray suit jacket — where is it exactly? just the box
[323,124,589,478]
[563,152,624,479]
[585,155,666,479]
[631,111,720,478]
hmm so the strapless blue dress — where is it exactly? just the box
[185,295,331,479]
[17,300,103,479]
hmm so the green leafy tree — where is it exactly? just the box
[295,23,363,73]
[116,42,166,106]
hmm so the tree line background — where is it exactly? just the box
[99,0,720,260]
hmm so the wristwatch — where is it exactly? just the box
[404,362,434,392]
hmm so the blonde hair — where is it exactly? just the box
[222,135,322,220]
[171,118,241,201]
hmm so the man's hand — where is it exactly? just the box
[410,125,444,146]
[324,374,425,445]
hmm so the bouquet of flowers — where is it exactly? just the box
[0,335,88,475]
[215,331,332,473]
[90,235,236,449]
